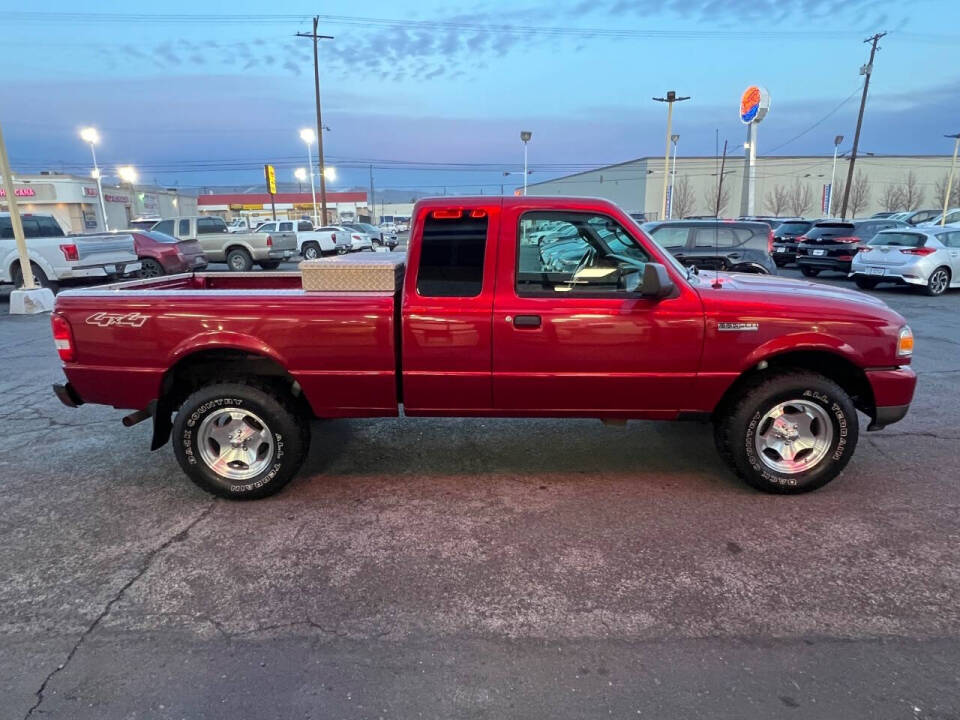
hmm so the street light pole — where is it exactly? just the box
[520,131,532,195]
[300,129,319,226]
[829,134,844,218]
[653,92,690,221]
[941,132,960,226]
[80,128,109,231]
[669,134,679,219]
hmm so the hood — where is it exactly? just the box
[694,271,900,316]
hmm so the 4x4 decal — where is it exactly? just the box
[85,312,149,328]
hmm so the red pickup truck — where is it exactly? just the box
[50,196,917,499]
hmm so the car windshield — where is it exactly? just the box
[806,223,855,239]
[868,232,926,248]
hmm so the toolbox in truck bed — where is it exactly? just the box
[299,252,406,292]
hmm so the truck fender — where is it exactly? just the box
[4,248,57,283]
[740,332,864,371]
[167,331,288,368]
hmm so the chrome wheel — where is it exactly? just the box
[929,268,949,296]
[303,244,320,260]
[754,399,834,475]
[197,408,275,481]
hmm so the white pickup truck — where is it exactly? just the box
[254,219,343,259]
[1,212,140,291]
[152,216,296,271]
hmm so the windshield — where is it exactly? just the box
[806,223,855,239]
[868,232,926,248]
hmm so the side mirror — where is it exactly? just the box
[624,263,675,299]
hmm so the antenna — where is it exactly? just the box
[713,139,728,289]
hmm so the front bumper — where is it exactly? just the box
[865,366,917,430]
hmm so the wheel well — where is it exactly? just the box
[225,245,251,257]
[152,349,308,449]
[716,350,875,417]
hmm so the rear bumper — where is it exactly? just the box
[53,382,84,408]
[797,256,853,273]
[865,366,917,430]
[849,269,926,286]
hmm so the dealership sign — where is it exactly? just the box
[104,193,130,203]
[0,187,36,198]
[740,86,770,124]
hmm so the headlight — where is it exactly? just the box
[897,325,914,358]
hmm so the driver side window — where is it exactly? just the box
[516,212,650,295]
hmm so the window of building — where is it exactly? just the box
[416,212,487,297]
[516,211,650,295]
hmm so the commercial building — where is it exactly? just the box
[0,172,197,233]
[526,155,957,220]
[197,191,369,226]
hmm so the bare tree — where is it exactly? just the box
[764,184,790,216]
[703,176,731,217]
[671,176,696,219]
[848,171,871,218]
[900,171,924,210]
[788,179,814,217]
[934,173,960,209]
[881,183,905,212]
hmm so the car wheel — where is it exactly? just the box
[138,258,165,278]
[11,262,59,293]
[258,261,281,270]
[799,265,820,277]
[302,243,321,260]
[172,382,310,500]
[714,369,858,494]
[226,248,253,272]
[925,267,951,296]
[855,277,879,290]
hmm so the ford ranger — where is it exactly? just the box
[50,196,916,499]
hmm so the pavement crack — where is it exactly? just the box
[22,500,217,719]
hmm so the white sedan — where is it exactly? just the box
[320,226,372,252]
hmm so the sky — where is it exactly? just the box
[1,0,959,196]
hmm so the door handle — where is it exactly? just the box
[728,253,742,259]
[512,314,542,329]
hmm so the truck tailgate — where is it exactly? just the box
[53,273,399,417]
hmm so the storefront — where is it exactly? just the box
[0,173,197,234]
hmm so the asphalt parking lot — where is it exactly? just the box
[1,266,959,719]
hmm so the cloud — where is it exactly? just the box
[153,41,182,66]
[282,60,302,75]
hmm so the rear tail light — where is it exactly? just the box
[265,235,273,247]
[331,233,337,243]
[767,229,774,254]
[352,234,362,241]
[796,235,809,243]
[834,236,859,244]
[59,243,79,261]
[469,209,487,218]
[902,246,936,256]
[50,313,76,362]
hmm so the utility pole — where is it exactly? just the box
[653,91,690,221]
[840,31,886,220]
[715,140,729,218]
[368,165,375,224]
[296,19,334,223]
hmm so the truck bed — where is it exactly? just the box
[54,271,400,417]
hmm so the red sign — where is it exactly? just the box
[104,194,129,203]
[83,186,99,197]
[0,187,36,198]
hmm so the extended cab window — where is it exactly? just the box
[178,219,190,236]
[416,211,487,297]
[298,221,313,231]
[516,212,650,295]
[197,217,227,234]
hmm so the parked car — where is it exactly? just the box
[738,216,798,231]
[771,219,821,266]
[128,217,162,231]
[151,216,296,271]
[921,208,960,227]
[226,217,255,233]
[795,219,907,277]
[871,211,898,219]
[50,195,916,499]
[322,225,372,252]
[894,209,940,225]
[254,219,338,259]
[850,226,960,296]
[124,229,207,277]
[1,212,140,291]
[642,220,777,274]
[344,222,396,249]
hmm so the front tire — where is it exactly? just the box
[172,382,310,499]
[925,267,951,296]
[714,369,859,494]
[799,265,820,277]
[226,248,253,272]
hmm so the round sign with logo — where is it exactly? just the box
[740,86,770,124]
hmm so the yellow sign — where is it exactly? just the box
[264,164,277,195]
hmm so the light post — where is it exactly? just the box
[80,127,109,231]
[829,134,844,217]
[942,132,960,226]
[294,167,307,194]
[520,130,532,195]
[668,134,679,219]
[653,91,690,220]
[299,128,319,226]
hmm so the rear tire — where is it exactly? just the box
[226,248,253,272]
[138,258,165,278]
[855,277,879,290]
[11,263,59,293]
[925,267,951,296]
[172,382,310,500]
[714,369,858,494]
[302,242,321,260]
[799,265,820,277]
